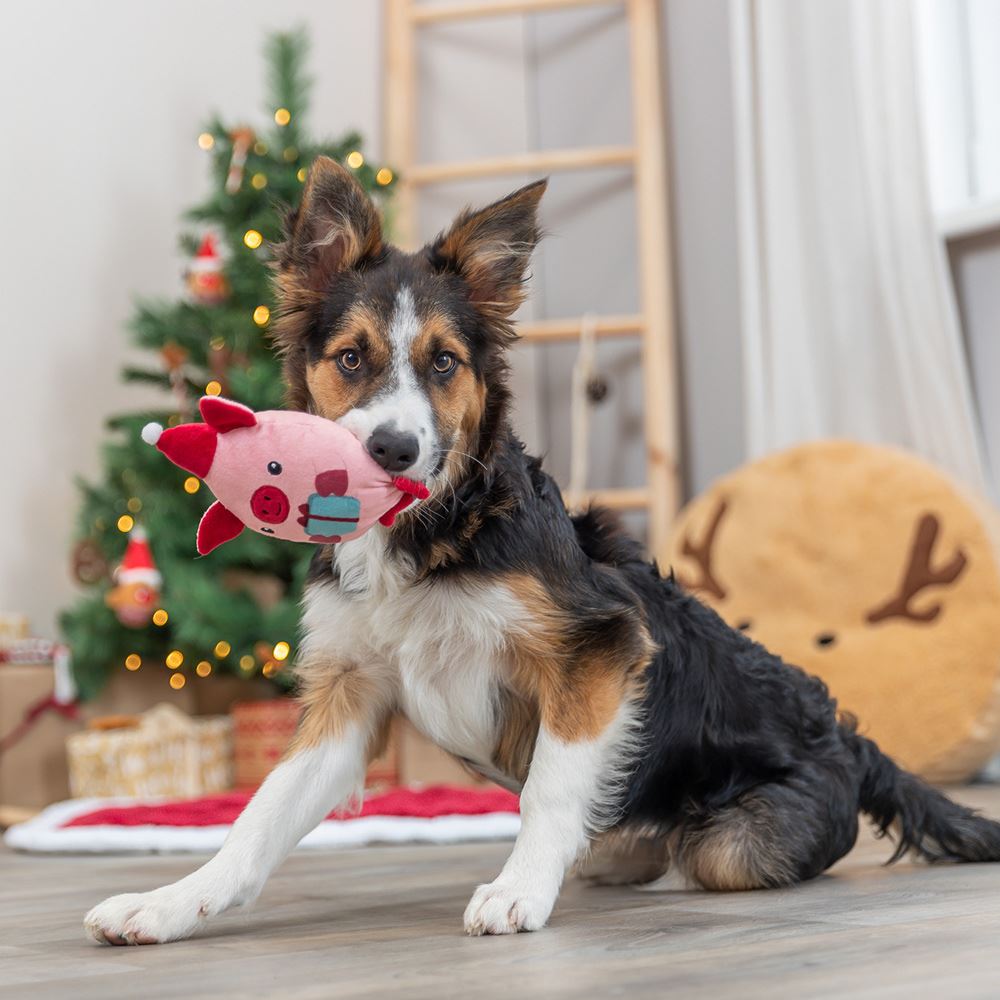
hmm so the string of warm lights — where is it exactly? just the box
[120,638,292,688]
[108,391,296,690]
[197,122,394,187]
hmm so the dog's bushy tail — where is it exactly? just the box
[847,727,1000,863]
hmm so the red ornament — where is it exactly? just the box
[186,234,230,306]
[105,526,163,628]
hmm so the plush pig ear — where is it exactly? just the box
[197,501,245,555]
[155,424,217,479]
[199,396,257,433]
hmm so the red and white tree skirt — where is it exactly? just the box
[4,785,520,854]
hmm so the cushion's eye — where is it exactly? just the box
[338,350,362,373]
[736,620,752,632]
[267,461,282,476]
[815,632,837,648]
[433,352,456,375]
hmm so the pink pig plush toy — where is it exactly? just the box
[142,396,429,555]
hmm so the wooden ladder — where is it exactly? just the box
[383,0,680,564]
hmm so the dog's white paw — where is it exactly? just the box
[463,878,557,936]
[84,884,219,946]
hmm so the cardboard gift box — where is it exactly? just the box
[0,662,81,817]
[67,703,233,798]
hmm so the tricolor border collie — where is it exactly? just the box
[86,158,1000,944]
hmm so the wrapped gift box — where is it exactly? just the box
[0,662,80,815]
[231,698,302,788]
[67,703,233,798]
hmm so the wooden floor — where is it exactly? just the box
[4,787,1000,999]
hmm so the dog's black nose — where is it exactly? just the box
[366,425,420,474]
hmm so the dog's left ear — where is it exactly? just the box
[277,156,383,295]
[429,179,547,318]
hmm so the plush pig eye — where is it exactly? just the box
[338,350,362,373]
[433,352,456,375]
[267,461,282,475]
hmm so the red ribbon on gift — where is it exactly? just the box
[0,693,79,756]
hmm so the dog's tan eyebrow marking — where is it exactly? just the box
[320,305,391,365]
[321,330,369,359]
[412,311,470,365]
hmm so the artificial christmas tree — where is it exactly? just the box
[60,30,395,701]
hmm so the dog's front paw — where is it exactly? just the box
[463,878,557,936]
[84,885,217,946]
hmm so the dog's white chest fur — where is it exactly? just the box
[301,531,525,764]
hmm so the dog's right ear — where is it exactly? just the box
[276,156,383,295]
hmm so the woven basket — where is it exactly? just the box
[67,703,232,798]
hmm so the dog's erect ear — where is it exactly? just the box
[430,179,547,318]
[278,156,383,293]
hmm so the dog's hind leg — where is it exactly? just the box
[576,828,671,886]
[676,767,860,891]
[84,657,394,945]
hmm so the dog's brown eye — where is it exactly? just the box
[433,352,456,375]
[338,350,362,373]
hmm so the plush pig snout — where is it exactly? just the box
[251,485,290,524]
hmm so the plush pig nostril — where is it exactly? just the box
[250,485,290,524]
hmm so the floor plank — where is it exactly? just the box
[3,787,1000,998]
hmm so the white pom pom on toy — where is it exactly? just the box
[141,422,163,446]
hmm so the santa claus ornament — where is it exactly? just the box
[186,233,230,306]
[105,526,162,628]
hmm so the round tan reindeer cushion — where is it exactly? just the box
[665,440,1000,783]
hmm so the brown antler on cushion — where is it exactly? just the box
[866,513,968,624]
[677,498,729,599]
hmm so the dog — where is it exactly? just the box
[85,158,1000,944]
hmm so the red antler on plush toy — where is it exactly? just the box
[142,397,429,555]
